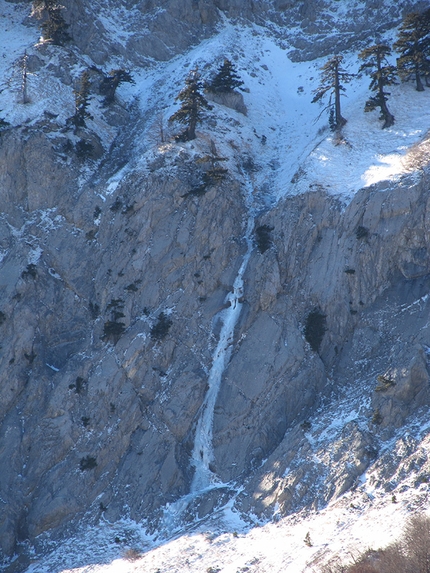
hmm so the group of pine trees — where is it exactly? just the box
[32,0,70,45]
[168,59,244,141]
[313,8,430,130]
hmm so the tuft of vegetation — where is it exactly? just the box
[89,301,100,320]
[21,264,37,279]
[0,311,6,326]
[356,225,369,240]
[150,312,173,341]
[255,225,274,254]
[123,548,142,562]
[102,320,126,340]
[76,139,94,159]
[102,299,126,343]
[371,408,383,425]
[304,307,327,352]
[110,197,123,212]
[79,455,97,471]
[68,376,87,394]
[375,374,396,392]
[0,114,10,135]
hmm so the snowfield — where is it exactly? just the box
[2,1,430,571]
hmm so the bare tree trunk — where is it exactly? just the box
[334,61,346,129]
[415,65,424,91]
[22,51,29,104]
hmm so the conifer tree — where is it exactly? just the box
[208,58,244,93]
[311,55,353,131]
[32,0,70,45]
[358,44,397,129]
[169,69,213,141]
[394,9,430,91]
[69,71,92,129]
[99,69,134,105]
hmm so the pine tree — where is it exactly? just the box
[358,44,397,129]
[169,69,213,141]
[32,0,70,45]
[208,58,244,93]
[99,69,134,105]
[69,71,93,129]
[394,9,430,91]
[311,55,353,131]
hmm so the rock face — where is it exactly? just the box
[1,0,430,566]
[58,0,422,64]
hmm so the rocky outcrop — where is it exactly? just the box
[46,0,423,65]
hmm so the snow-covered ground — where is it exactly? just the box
[22,446,430,573]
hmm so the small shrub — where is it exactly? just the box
[76,139,94,159]
[79,455,97,471]
[102,320,126,340]
[150,312,172,341]
[301,420,312,431]
[304,532,312,546]
[375,374,395,392]
[85,229,97,241]
[304,307,327,352]
[0,311,6,325]
[110,197,123,212]
[356,225,369,240]
[89,301,100,319]
[255,225,274,254]
[75,376,86,394]
[21,264,37,279]
[123,548,142,562]
[371,408,382,425]
[344,268,356,274]
[81,416,90,427]
[24,350,36,363]
[93,205,102,219]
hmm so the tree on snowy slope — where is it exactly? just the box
[169,68,213,141]
[32,0,70,45]
[99,69,134,106]
[358,44,397,129]
[394,9,430,91]
[68,71,93,129]
[208,58,244,93]
[311,55,353,131]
